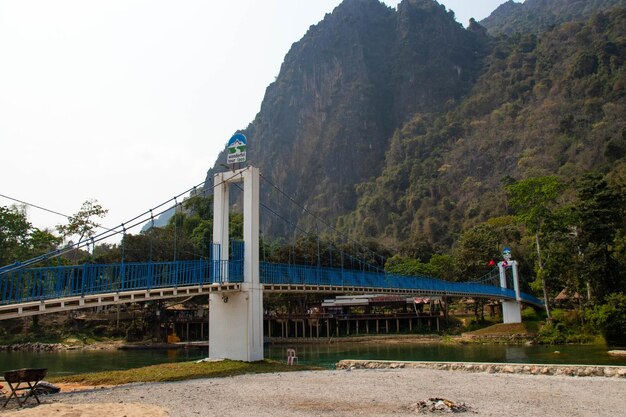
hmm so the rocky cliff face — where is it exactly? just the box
[205,0,487,237]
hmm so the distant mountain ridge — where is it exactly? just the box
[481,0,626,35]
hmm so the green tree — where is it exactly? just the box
[183,194,213,220]
[56,199,108,264]
[574,173,625,301]
[506,176,565,317]
[587,292,626,345]
[385,255,433,276]
[385,253,454,280]
[538,206,580,301]
[0,205,32,265]
[56,199,108,245]
[27,228,62,260]
[453,216,522,281]
[0,205,61,266]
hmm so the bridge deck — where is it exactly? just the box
[0,259,543,319]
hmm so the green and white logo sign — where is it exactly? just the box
[227,133,247,164]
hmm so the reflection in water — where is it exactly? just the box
[266,342,626,369]
[167,349,179,361]
[0,342,624,375]
[0,348,207,376]
[505,346,527,362]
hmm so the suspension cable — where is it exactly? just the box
[0,168,249,274]
[259,173,388,267]
[234,181,383,273]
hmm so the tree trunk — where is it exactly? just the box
[535,232,551,318]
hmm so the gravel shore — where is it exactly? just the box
[5,367,626,416]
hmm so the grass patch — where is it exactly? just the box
[465,322,535,336]
[49,359,321,385]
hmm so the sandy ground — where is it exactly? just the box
[3,368,626,417]
[2,403,168,417]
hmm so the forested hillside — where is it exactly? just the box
[344,6,626,248]
[481,0,626,35]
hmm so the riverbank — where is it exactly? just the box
[0,340,123,352]
[5,366,626,416]
[0,322,539,351]
[269,333,444,344]
[0,334,447,352]
[0,339,206,352]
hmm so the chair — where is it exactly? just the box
[287,348,298,365]
[2,368,48,408]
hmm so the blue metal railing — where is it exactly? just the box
[0,259,244,305]
[259,262,541,305]
[0,242,248,305]
[0,258,542,307]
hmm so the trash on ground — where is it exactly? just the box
[409,397,473,413]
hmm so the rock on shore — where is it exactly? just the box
[0,342,65,352]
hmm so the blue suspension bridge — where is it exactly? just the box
[1,166,542,359]
[0,242,542,319]
[0,166,542,318]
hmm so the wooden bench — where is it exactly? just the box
[2,368,47,408]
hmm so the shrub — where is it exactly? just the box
[536,308,597,344]
[521,306,541,321]
[587,293,626,346]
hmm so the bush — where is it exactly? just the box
[587,293,626,346]
[125,320,145,342]
[537,321,567,344]
[536,308,597,344]
[464,317,498,332]
[442,316,464,334]
[521,306,542,321]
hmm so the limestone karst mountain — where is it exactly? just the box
[202,0,626,249]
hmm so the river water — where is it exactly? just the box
[1,342,625,376]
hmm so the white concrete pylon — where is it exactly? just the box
[498,260,522,324]
[209,167,264,362]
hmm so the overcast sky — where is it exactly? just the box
[0,0,518,243]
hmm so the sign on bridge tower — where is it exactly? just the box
[226,133,247,165]
[209,166,263,362]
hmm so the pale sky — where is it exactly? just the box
[0,0,518,243]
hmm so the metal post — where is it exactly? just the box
[511,260,521,301]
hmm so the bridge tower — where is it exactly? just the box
[209,166,263,361]
[498,247,522,324]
